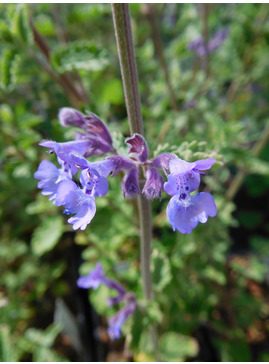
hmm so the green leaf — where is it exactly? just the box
[151,248,172,292]
[0,21,14,43]
[12,4,32,43]
[31,216,64,256]
[0,325,19,362]
[51,41,109,73]
[158,332,199,361]
[0,48,18,90]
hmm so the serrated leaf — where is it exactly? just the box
[0,48,18,90]
[12,4,32,43]
[51,41,109,73]
[31,216,64,256]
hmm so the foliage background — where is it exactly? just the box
[0,3,269,362]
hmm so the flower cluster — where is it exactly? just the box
[34,107,217,233]
[77,263,136,340]
[187,28,228,57]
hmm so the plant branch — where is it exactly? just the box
[112,4,153,300]
[29,19,89,107]
[143,4,179,112]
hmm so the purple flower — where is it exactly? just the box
[34,160,70,201]
[55,180,96,230]
[142,168,164,200]
[125,134,149,162]
[166,192,217,234]
[77,262,105,290]
[152,153,176,176]
[77,263,136,340]
[187,28,228,57]
[80,168,109,197]
[107,298,136,340]
[164,157,217,233]
[59,107,113,147]
[106,155,135,177]
[208,28,229,52]
[121,168,140,198]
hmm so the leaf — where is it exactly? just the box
[151,248,172,292]
[31,216,64,256]
[158,332,199,361]
[51,41,109,73]
[0,21,14,43]
[0,325,19,362]
[12,4,32,43]
[0,48,18,90]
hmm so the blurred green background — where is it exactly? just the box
[0,3,269,362]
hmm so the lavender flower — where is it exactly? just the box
[121,167,141,198]
[125,133,149,162]
[187,28,228,57]
[59,107,113,147]
[108,296,136,340]
[164,157,217,233]
[35,106,217,233]
[77,263,136,340]
[34,160,70,201]
[55,180,96,230]
[142,168,164,200]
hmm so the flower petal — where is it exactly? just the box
[34,160,67,201]
[164,171,200,196]
[194,158,216,171]
[121,168,140,198]
[167,192,217,234]
[125,134,149,162]
[107,303,136,340]
[55,180,96,230]
[142,168,164,200]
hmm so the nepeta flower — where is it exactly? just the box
[77,263,136,340]
[125,133,149,162]
[142,168,164,200]
[34,160,70,201]
[55,180,96,230]
[187,28,228,57]
[59,107,113,148]
[108,294,136,340]
[121,168,140,198]
[35,106,217,233]
[164,157,217,233]
[166,192,217,234]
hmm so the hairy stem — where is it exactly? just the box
[112,4,153,300]
[111,4,143,136]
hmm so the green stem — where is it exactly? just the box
[112,4,153,300]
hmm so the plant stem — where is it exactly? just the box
[112,4,153,300]
[111,4,143,136]
[143,4,179,112]
[198,3,210,77]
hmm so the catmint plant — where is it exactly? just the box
[35,107,216,234]
[34,106,217,338]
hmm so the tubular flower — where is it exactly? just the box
[35,106,217,232]
[77,263,136,340]
[164,157,217,233]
